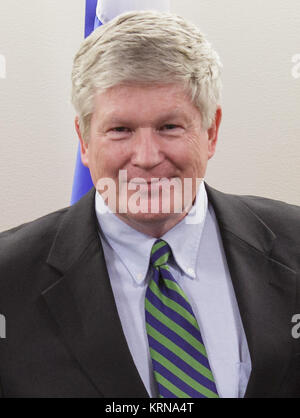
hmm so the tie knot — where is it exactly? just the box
[150,239,171,269]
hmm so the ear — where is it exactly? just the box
[75,116,89,167]
[207,106,222,159]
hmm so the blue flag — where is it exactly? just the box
[71,0,170,204]
[70,0,101,205]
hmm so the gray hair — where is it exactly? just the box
[71,10,222,142]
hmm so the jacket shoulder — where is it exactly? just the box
[237,194,300,232]
[237,194,300,271]
[0,207,69,274]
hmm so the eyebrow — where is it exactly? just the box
[99,111,191,127]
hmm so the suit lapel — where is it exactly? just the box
[205,183,297,397]
[42,188,148,398]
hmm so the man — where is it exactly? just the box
[0,11,299,398]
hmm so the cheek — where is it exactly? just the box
[93,142,130,175]
[176,136,206,170]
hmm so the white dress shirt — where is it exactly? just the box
[95,181,252,398]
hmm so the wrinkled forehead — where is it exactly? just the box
[91,82,200,123]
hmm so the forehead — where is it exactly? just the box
[92,83,200,123]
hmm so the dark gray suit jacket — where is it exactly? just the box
[0,184,299,398]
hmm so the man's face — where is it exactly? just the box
[76,83,221,231]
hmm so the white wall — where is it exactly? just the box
[0,0,299,232]
[174,0,300,204]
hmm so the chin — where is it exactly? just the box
[125,210,184,224]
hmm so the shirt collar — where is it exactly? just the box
[95,180,208,284]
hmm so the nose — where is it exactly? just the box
[131,128,164,169]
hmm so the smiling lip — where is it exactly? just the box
[129,177,176,184]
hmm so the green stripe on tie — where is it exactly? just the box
[146,323,215,382]
[151,241,168,254]
[149,279,200,331]
[154,253,170,267]
[150,348,219,398]
[145,298,208,358]
[162,278,189,302]
[154,371,191,398]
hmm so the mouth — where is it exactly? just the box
[128,177,177,185]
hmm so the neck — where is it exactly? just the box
[115,212,188,238]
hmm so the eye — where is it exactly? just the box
[107,126,132,140]
[112,127,130,133]
[159,124,184,136]
[161,124,179,130]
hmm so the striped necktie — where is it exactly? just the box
[145,239,219,398]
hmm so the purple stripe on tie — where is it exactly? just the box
[149,335,218,393]
[151,268,160,284]
[160,287,195,317]
[152,359,206,398]
[146,311,212,370]
[151,268,195,318]
[158,384,177,398]
[146,286,204,345]
[158,267,177,283]
[151,244,170,265]
[158,280,195,317]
